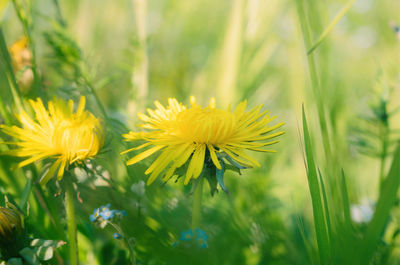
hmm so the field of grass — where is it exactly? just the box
[1,0,400,264]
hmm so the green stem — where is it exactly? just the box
[65,181,79,265]
[80,75,109,121]
[379,125,389,191]
[51,0,66,26]
[19,174,32,210]
[0,27,24,112]
[109,222,136,265]
[191,177,204,230]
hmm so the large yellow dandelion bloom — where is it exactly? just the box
[122,97,284,187]
[0,96,104,185]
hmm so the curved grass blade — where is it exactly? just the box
[307,0,356,55]
[302,106,331,265]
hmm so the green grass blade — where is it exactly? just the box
[340,169,352,227]
[296,214,316,265]
[318,168,332,242]
[302,106,331,265]
[0,27,24,111]
[308,0,356,55]
[354,143,400,265]
[295,0,333,168]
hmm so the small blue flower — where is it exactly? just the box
[179,229,194,242]
[90,204,127,223]
[195,228,208,248]
[113,233,123,239]
[100,209,116,220]
[174,228,209,248]
[90,208,100,222]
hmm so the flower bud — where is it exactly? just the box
[0,206,23,245]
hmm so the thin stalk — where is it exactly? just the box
[308,0,356,55]
[65,181,79,265]
[81,75,109,120]
[132,0,148,109]
[109,222,136,265]
[19,174,32,210]
[0,96,12,125]
[0,27,24,111]
[379,125,389,191]
[51,0,66,26]
[295,0,333,168]
[191,177,204,230]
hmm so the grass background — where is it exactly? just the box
[1,0,400,264]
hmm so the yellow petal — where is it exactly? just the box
[76,96,86,116]
[57,159,67,180]
[207,144,221,170]
[126,145,164,165]
[120,142,151,155]
[184,145,206,184]
[17,153,49,168]
[218,146,253,168]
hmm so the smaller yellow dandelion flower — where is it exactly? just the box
[122,97,284,189]
[9,36,34,93]
[0,96,104,185]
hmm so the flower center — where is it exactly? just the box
[174,106,236,144]
[52,116,101,162]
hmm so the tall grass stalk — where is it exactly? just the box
[295,0,333,169]
[378,124,389,190]
[0,28,23,112]
[132,0,148,108]
[216,0,244,105]
[307,0,356,55]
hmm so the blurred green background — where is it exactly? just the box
[1,0,400,264]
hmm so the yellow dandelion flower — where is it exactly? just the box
[122,97,284,187]
[0,96,104,185]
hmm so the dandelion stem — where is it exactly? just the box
[192,177,204,230]
[65,181,79,265]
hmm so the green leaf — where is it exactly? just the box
[340,170,352,228]
[302,106,331,264]
[35,246,53,261]
[19,174,33,211]
[19,247,40,265]
[30,238,64,248]
[6,258,23,265]
[353,143,400,265]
